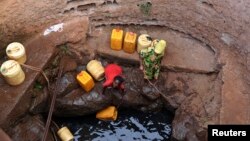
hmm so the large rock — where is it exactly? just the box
[51,66,164,116]
[54,83,114,116]
[55,72,78,97]
[9,115,54,141]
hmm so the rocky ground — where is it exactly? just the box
[0,0,249,141]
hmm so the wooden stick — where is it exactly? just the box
[146,78,169,101]
[51,120,60,130]
[42,65,63,141]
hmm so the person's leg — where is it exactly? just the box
[154,66,160,80]
[139,59,144,70]
[145,67,154,79]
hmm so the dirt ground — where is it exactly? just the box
[0,0,249,141]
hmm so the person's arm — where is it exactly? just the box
[102,86,107,95]
[139,48,148,70]
[118,83,126,95]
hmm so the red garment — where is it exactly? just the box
[103,64,124,89]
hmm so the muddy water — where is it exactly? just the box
[56,109,173,141]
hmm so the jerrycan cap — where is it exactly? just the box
[6,42,25,58]
[0,60,21,77]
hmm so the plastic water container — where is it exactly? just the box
[6,42,27,64]
[0,60,25,86]
[123,32,137,53]
[154,40,167,55]
[87,60,105,81]
[96,106,118,121]
[151,39,160,47]
[137,34,152,53]
[57,127,74,141]
[111,29,123,50]
[76,71,95,92]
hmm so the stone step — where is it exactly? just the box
[90,26,217,74]
[0,17,89,129]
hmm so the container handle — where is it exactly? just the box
[7,46,20,54]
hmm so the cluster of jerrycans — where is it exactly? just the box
[111,28,137,53]
[77,28,167,124]
[76,60,104,92]
[1,42,27,86]
[76,59,118,122]
[76,59,118,121]
[76,29,137,122]
[110,28,162,54]
[77,28,140,93]
[110,28,167,80]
